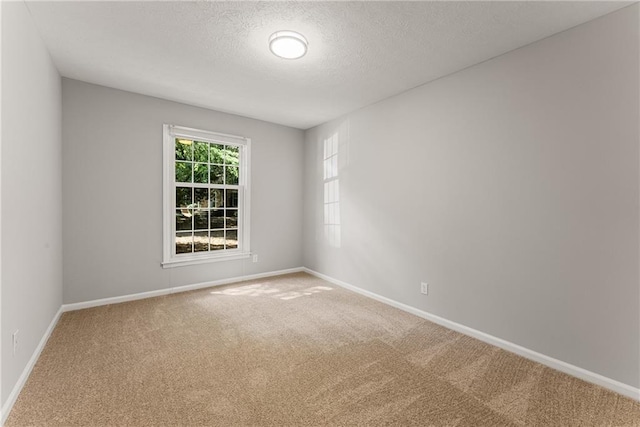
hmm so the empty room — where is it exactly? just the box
[1,0,639,425]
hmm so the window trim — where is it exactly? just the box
[162,124,251,268]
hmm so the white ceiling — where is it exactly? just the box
[26,1,632,130]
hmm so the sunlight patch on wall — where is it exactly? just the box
[323,133,341,248]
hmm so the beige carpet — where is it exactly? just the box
[6,272,640,426]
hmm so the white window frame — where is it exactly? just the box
[162,124,251,268]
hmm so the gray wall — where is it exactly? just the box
[303,5,640,388]
[62,79,304,304]
[1,1,63,408]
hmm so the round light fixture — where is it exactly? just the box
[269,31,308,60]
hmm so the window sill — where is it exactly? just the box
[162,252,251,268]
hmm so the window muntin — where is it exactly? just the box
[163,125,250,267]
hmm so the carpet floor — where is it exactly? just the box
[5,272,640,426]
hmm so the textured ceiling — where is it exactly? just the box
[26,1,631,129]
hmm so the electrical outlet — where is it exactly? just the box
[12,330,19,356]
[420,282,429,295]
[252,254,259,263]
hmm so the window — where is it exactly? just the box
[163,125,251,267]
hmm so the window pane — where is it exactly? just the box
[175,139,193,161]
[210,144,225,164]
[210,189,224,208]
[210,209,224,229]
[194,209,208,230]
[226,230,238,249]
[176,232,193,254]
[225,209,238,228]
[194,231,209,252]
[176,209,192,231]
[168,127,249,262]
[226,189,238,208]
[193,141,208,163]
[176,187,192,208]
[225,145,239,165]
[210,230,224,250]
[225,166,239,185]
[209,164,224,184]
[175,162,192,183]
[194,188,209,208]
[193,163,208,184]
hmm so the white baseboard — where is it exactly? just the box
[303,268,640,401]
[62,267,304,312]
[1,307,63,426]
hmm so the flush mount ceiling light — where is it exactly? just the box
[269,31,308,60]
